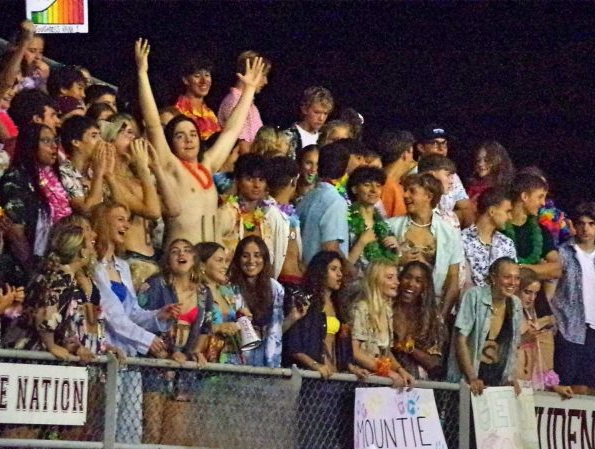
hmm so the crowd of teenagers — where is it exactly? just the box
[0,19,593,441]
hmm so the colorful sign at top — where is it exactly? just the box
[26,0,89,33]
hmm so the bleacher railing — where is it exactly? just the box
[0,349,468,449]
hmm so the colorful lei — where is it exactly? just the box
[348,204,399,263]
[539,200,571,246]
[321,175,351,205]
[227,196,274,232]
[503,216,543,264]
[278,203,300,229]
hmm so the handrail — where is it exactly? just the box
[0,348,459,389]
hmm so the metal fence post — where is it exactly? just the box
[102,355,119,449]
[458,380,471,449]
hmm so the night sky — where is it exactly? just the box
[2,1,595,210]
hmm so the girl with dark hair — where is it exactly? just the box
[283,250,367,378]
[193,242,251,365]
[294,144,319,201]
[228,236,284,367]
[0,123,71,284]
[392,261,447,380]
[347,166,398,276]
[467,140,515,202]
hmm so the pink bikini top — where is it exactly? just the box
[178,307,199,324]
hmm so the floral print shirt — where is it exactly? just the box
[551,241,595,344]
[32,267,105,354]
[461,225,517,287]
[175,96,221,141]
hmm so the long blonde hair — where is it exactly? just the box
[52,214,97,273]
[355,261,398,336]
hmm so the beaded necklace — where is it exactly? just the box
[181,160,214,190]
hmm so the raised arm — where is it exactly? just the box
[0,21,35,98]
[135,38,177,172]
[147,141,181,218]
[202,58,265,173]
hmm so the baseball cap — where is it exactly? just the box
[420,123,449,142]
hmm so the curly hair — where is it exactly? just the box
[396,261,446,351]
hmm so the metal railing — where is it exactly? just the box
[0,349,468,449]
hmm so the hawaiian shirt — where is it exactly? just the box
[462,225,517,287]
[0,165,48,284]
[59,158,85,199]
[32,267,104,354]
[447,285,523,385]
[551,241,595,344]
[175,96,221,141]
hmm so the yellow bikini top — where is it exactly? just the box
[326,316,341,335]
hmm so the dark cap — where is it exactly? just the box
[57,95,85,117]
[420,123,449,142]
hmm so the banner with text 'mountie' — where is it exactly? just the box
[354,387,448,449]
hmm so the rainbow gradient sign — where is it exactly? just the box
[26,0,89,34]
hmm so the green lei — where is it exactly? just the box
[348,204,399,263]
[503,216,543,264]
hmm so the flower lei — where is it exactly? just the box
[347,204,399,263]
[278,203,300,229]
[539,200,571,245]
[321,175,351,205]
[227,196,274,232]
[503,216,543,264]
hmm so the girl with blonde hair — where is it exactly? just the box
[251,126,290,157]
[351,260,415,388]
[100,113,181,289]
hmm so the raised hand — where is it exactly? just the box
[92,142,108,177]
[135,38,150,73]
[237,56,265,90]
[130,138,151,175]
[103,143,116,176]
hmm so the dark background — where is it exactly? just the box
[2,1,595,210]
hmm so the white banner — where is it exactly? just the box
[471,387,539,449]
[534,391,595,449]
[354,387,448,449]
[26,0,89,34]
[0,363,88,425]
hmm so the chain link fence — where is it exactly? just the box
[0,350,468,449]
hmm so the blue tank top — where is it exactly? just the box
[110,281,127,303]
